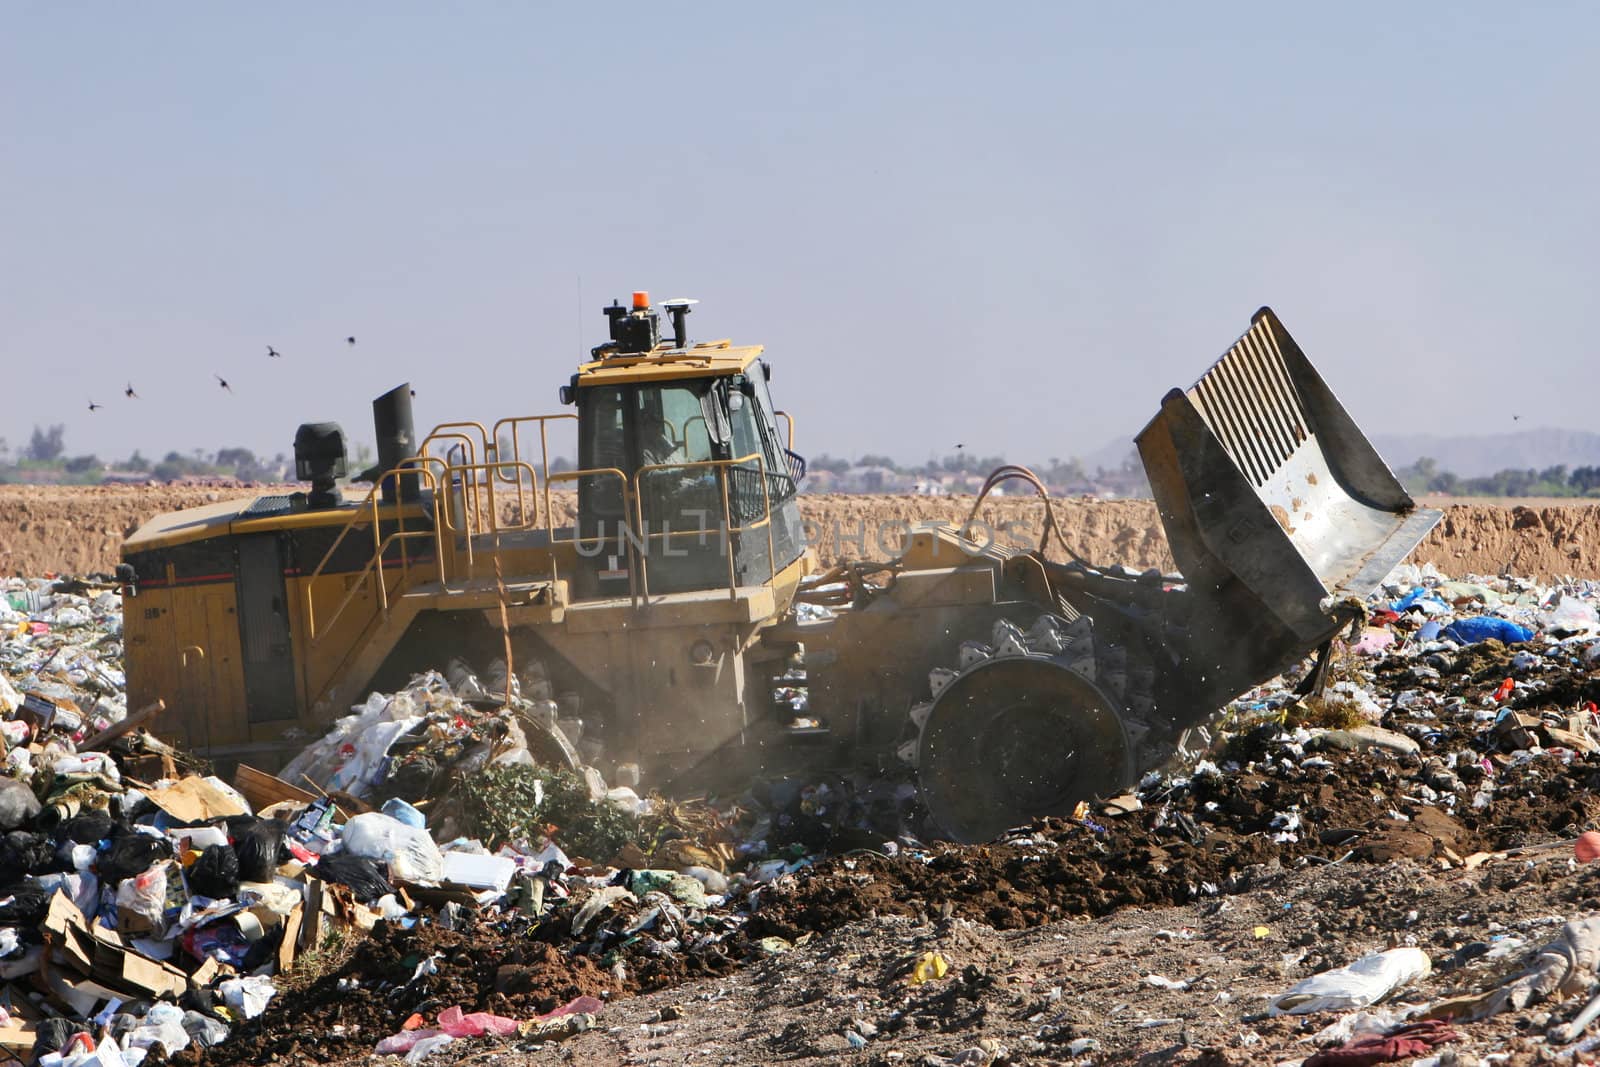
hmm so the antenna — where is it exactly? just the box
[661,298,699,349]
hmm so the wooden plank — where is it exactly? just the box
[279,905,303,972]
[233,764,319,811]
[80,699,166,751]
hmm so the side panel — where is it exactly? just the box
[122,581,177,718]
[235,534,299,724]
[170,582,246,752]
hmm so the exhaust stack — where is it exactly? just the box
[372,383,420,503]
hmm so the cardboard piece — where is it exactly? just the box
[145,777,249,822]
[90,925,187,1000]
[0,983,41,1053]
[279,905,303,972]
[42,891,95,975]
[188,957,220,992]
[39,968,121,1018]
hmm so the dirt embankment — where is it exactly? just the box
[3,484,1599,580]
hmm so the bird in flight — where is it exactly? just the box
[1513,414,1522,422]
[346,336,357,346]
[216,374,232,393]
[267,345,281,358]
[124,383,138,399]
[88,400,102,412]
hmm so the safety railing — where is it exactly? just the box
[430,458,542,583]
[543,466,636,603]
[418,422,491,470]
[488,413,579,530]
[632,452,778,601]
[306,465,444,642]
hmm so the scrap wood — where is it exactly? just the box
[234,764,357,820]
[79,698,165,751]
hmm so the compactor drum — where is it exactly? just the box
[120,301,1439,842]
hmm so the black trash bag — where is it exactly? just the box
[0,831,59,882]
[33,1017,77,1060]
[57,811,116,845]
[233,819,290,882]
[382,755,438,802]
[188,844,240,900]
[0,882,51,925]
[0,779,40,832]
[217,814,259,841]
[97,833,174,886]
[312,853,395,904]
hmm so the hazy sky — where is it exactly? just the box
[3,4,1595,471]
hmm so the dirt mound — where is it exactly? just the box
[5,484,1600,580]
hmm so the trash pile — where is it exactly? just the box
[0,582,769,1065]
[8,562,1600,1065]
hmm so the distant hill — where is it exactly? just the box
[1371,428,1600,478]
[1078,426,1600,480]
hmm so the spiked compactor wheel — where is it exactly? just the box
[906,615,1135,843]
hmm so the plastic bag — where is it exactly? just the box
[219,975,276,1019]
[35,868,99,919]
[57,810,116,845]
[405,1033,456,1063]
[0,779,40,832]
[437,1005,520,1037]
[1442,617,1535,646]
[312,852,396,903]
[0,882,51,925]
[233,819,289,882]
[375,1028,444,1054]
[126,1003,190,1055]
[1270,947,1431,1015]
[98,833,174,885]
[339,812,444,885]
[181,1010,230,1048]
[0,831,58,882]
[115,862,169,930]
[188,844,241,900]
[1542,596,1600,636]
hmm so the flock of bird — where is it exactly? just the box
[89,337,357,413]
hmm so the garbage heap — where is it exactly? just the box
[7,564,1600,1065]
[0,578,775,1067]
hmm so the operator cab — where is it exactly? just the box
[565,293,807,597]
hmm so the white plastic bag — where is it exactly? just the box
[404,1033,456,1063]
[1270,947,1432,1015]
[219,975,276,1019]
[339,812,444,885]
[115,863,169,931]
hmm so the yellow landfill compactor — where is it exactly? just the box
[119,298,1441,841]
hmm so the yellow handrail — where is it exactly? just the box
[418,422,490,469]
[306,465,443,641]
[632,452,777,601]
[488,413,579,529]
[775,409,795,452]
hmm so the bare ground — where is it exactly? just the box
[5,484,1600,580]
